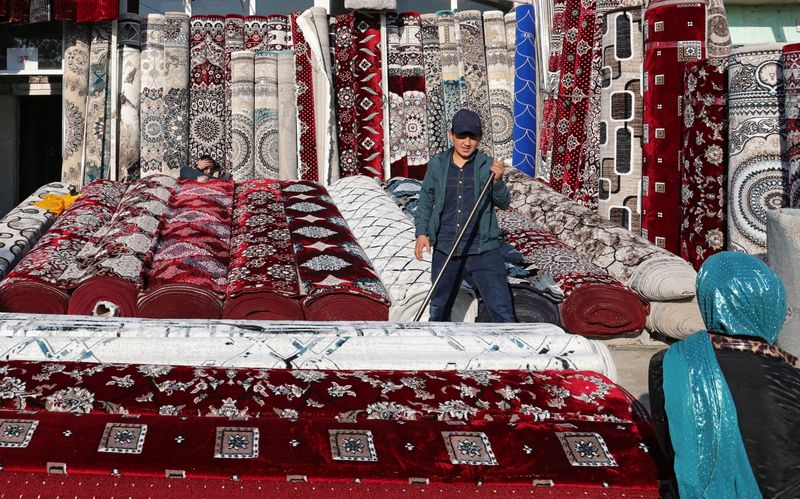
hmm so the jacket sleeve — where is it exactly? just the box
[414,164,438,238]
[491,177,511,210]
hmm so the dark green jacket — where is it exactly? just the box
[414,148,511,253]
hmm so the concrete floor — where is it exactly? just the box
[608,344,667,413]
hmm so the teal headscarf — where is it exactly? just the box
[663,252,787,498]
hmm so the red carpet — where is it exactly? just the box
[224,179,304,320]
[642,0,707,253]
[0,180,126,315]
[138,179,234,319]
[0,361,662,490]
[281,181,390,321]
[499,211,648,336]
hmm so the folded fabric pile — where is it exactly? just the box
[0,360,660,491]
[0,316,615,377]
[283,180,391,320]
[137,179,234,319]
[0,182,71,279]
[223,179,304,320]
[0,181,126,315]
[498,210,648,337]
[329,175,478,321]
[62,175,177,317]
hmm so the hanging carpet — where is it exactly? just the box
[118,14,142,182]
[399,12,429,179]
[576,12,603,210]
[139,14,166,176]
[332,12,385,180]
[436,10,463,136]
[0,183,71,279]
[0,361,660,491]
[727,44,789,254]
[483,10,514,164]
[63,176,177,317]
[189,15,226,166]
[253,51,280,179]
[229,50,255,181]
[282,180,390,321]
[28,0,50,23]
[137,179,233,319]
[505,168,672,282]
[641,0,707,253]
[498,210,648,337]
[679,58,728,269]
[0,181,126,315]
[222,15,245,176]
[223,179,304,320]
[291,12,319,181]
[512,5,537,177]
[597,8,644,234]
[455,10,493,156]
[421,13,448,160]
[329,175,477,322]
[783,44,800,208]
[162,12,191,176]
[277,49,299,180]
[82,22,112,186]
[61,23,90,187]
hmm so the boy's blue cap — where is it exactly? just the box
[451,108,482,136]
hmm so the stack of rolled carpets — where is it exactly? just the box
[498,210,648,337]
[223,179,305,320]
[63,175,177,317]
[0,181,126,314]
[328,175,478,322]
[505,167,672,282]
[137,179,234,319]
[282,180,391,320]
[0,182,71,279]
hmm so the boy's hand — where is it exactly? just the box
[415,235,431,261]
[490,159,505,181]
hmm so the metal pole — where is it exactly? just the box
[414,173,496,322]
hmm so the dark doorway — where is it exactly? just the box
[18,95,61,201]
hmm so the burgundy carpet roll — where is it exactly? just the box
[68,276,139,317]
[64,175,177,317]
[138,179,233,319]
[281,180,391,321]
[0,180,126,314]
[223,179,304,320]
[498,210,648,337]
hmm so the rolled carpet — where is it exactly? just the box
[0,182,71,279]
[223,179,304,320]
[281,180,391,321]
[505,167,673,282]
[64,175,177,316]
[0,180,126,314]
[626,255,696,302]
[646,299,704,340]
[498,210,648,336]
[138,179,233,319]
[477,282,561,325]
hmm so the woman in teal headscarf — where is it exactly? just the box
[648,252,800,498]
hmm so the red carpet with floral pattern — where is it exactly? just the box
[679,58,728,270]
[223,179,304,320]
[498,211,648,336]
[0,361,662,491]
[0,180,126,315]
[137,179,234,319]
[281,181,390,320]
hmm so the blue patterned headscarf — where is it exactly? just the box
[663,252,787,498]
